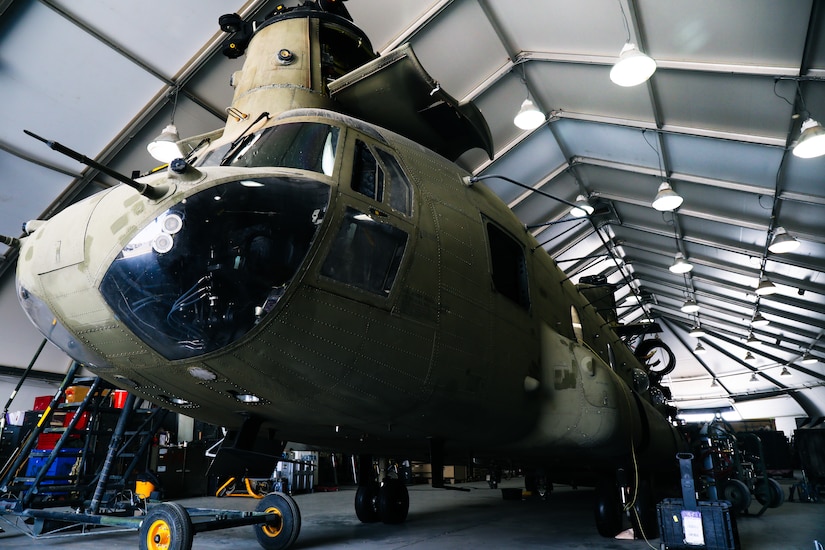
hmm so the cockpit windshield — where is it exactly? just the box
[100,176,330,360]
[196,122,339,176]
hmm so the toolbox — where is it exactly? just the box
[657,453,741,550]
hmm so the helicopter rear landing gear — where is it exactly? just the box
[377,478,410,524]
[354,454,410,524]
[593,470,658,539]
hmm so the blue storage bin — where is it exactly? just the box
[25,449,82,486]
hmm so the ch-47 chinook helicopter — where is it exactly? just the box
[7,1,687,548]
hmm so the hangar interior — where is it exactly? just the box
[0,0,824,548]
[2,0,825,431]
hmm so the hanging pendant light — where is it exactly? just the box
[768,227,800,254]
[681,299,699,313]
[745,352,755,362]
[148,84,184,163]
[755,277,777,296]
[694,342,707,355]
[780,366,792,377]
[147,124,184,163]
[746,333,760,346]
[792,118,825,158]
[514,98,545,130]
[710,378,719,387]
[652,182,683,211]
[610,42,657,87]
[748,371,758,381]
[801,351,818,364]
[570,195,594,217]
[751,312,769,327]
[669,252,693,274]
[689,325,707,338]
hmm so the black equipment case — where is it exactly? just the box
[657,453,741,550]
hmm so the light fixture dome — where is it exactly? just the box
[147,124,183,163]
[768,226,800,254]
[780,366,792,377]
[792,118,825,158]
[570,195,594,218]
[689,325,707,338]
[610,42,657,87]
[681,299,699,313]
[751,312,769,327]
[652,181,683,211]
[669,252,693,274]
[755,277,777,296]
[801,351,818,364]
[694,342,707,355]
[745,352,755,362]
[514,98,545,130]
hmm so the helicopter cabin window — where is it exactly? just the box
[486,223,530,309]
[320,207,408,296]
[351,141,413,216]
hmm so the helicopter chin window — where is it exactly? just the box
[100,177,330,360]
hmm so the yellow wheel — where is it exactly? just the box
[146,518,171,549]
[139,502,193,550]
[254,492,301,549]
[261,505,284,537]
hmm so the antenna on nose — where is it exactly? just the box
[0,234,20,247]
[24,130,170,200]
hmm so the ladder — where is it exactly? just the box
[0,362,167,522]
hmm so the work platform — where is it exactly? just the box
[0,363,283,549]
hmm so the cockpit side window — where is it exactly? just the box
[376,149,412,216]
[350,140,413,217]
[352,139,384,202]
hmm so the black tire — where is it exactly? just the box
[754,478,785,508]
[594,479,623,537]
[630,479,659,539]
[254,492,301,550]
[378,478,410,524]
[355,483,380,523]
[634,339,676,377]
[139,502,193,550]
[722,478,752,513]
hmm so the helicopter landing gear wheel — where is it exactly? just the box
[253,492,301,550]
[594,478,623,537]
[377,478,409,524]
[139,502,193,550]
[630,479,659,539]
[355,482,380,523]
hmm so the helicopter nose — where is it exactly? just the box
[98,175,330,361]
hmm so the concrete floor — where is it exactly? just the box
[0,478,822,549]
